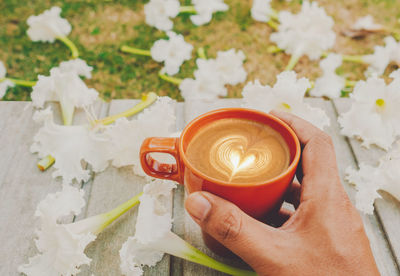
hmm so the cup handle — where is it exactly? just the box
[140,137,182,184]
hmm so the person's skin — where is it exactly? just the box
[185,111,380,276]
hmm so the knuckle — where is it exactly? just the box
[215,208,243,242]
[312,132,333,147]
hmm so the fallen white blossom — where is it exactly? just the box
[119,180,255,275]
[346,141,400,214]
[144,0,180,31]
[58,58,93,79]
[338,70,400,150]
[105,97,176,176]
[31,107,111,184]
[352,15,383,32]
[120,180,176,275]
[242,71,330,129]
[31,59,98,125]
[179,58,226,100]
[215,49,247,85]
[363,36,400,77]
[19,185,143,276]
[251,0,274,22]
[0,61,15,99]
[270,1,335,60]
[151,32,193,76]
[18,185,95,276]
[310,53,345,98]
[190,0,229,26]
[27,6,71,43]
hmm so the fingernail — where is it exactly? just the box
[186,193,211,221]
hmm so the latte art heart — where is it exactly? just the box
[186,118,291,184]
[210,135,275,182]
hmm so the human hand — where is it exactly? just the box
[185,111,379,276]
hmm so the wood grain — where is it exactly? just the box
[0,101,103,275]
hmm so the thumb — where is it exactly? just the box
[185,191,278,268]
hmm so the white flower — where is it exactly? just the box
[20,184,143,276]
[35,184,86,220]
[0,60,6,78]
[144,0,180,31]
[120,180,176,275]
[151,32,193,76]
[105,97,176,176]
[0,61,15,99]
[215,49,247,85]
[352,15,383,32]
[338,70,400,150]
[119,180,253,276]
[27,7,71,43]
[242,71,330,129]
[190,0,229,26]
[31,60,98,125]
[18,185,96,276]
[58,58,93,79]
[309,53,345,98]
[363,36,400,77]
[179,58,226,100]
[251,0,273,22]
[270,1,335,60]
[346,141,400,214]
[31,107,112,184]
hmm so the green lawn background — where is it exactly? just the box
[1,0,399,101]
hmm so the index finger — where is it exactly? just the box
[271,110,343,201]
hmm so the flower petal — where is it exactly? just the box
[270,1,335,60]
[105,97,176,176]
[31,107,111,184]
[27,7,71,43]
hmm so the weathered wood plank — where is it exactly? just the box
[170,102,186,276]
[0,101,104,275]
[333,98,400,272]
[79,99,177,276]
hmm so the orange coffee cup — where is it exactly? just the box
[140,108,301,219]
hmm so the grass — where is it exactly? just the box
[0,0,399,101]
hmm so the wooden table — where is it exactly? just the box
[1,98,399,276]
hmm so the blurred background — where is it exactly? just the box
[1,0,399,101]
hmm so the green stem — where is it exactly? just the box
[56,36,79,59]
[2,78,36,87]
[267,45,283,54]
[393,31,400,41]
[179,5,197,14]
[37,155,55,171]
[321,52,365,64]
[98,192,143,233]
[266,20,279,31]
[269,8,279,22]
[38,93,157,171]
[60,101,75,126]
[345,80,357,87]
[285,54,301,71]
[37,101,75,170]
[197,47,207,59]
[181,240,256,276]
[120,45,151,56]
[159,72,183,85]
[94,92,157,126]
[341,54,365,63]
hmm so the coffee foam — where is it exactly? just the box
[186,118,290,184]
